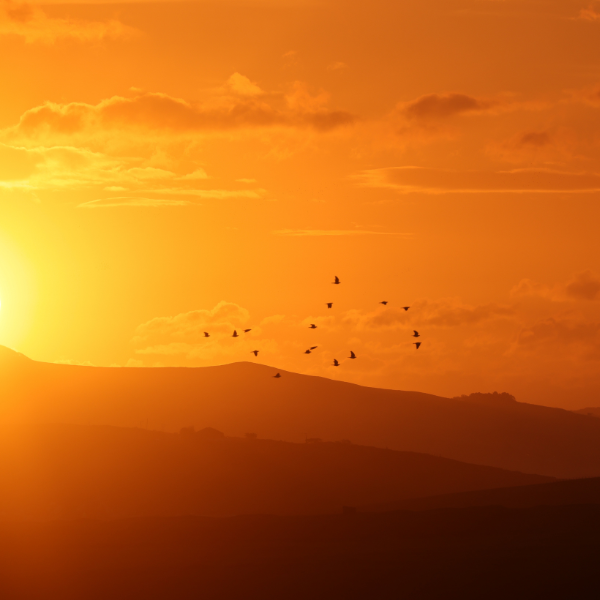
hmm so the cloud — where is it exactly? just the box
[577,4,600,21]
[327,61,348,71]
[273,229,408,236]
[418,300,515,328]
[133,301,250,345]
[511,271,600,302]
[0,0,136,43]
[399,92,500,122]
[360,166,600,194]
[565,270,600,301]
[7,86,357,142]
[487,128,578,165]
[78,197,195,208]
[131,302,292,362]
[569,83,600,107]
[0,142,268,202]
[516,131,552,148]
[510,278,557,300]
[53,358,94,366]
[517,316,600,359]
[226,73,264,97]
[141,188,267,199]
[342,299,514,331]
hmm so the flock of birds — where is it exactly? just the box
[203,276,422,379]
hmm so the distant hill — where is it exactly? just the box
[362,477,600,513]
[573,407,600,418]
[2,505,600,599]
[0,424,551,520]
[3,347,600,478]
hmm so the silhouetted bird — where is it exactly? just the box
[380,301,388,306]
[349,351,356,359]
[232,330,239,337]
[327,303,333,308]
[304,349,312,354]
[333,359,340,367]
[333,276,340,284]
[251,350,259,356]
[273,372,281,378]
[309,324,317,329]
[203,332,210,337]
[402,307,410,311]
[412,330,420,338]
[310,346,318,350]
[414,342,421,350]
[244,329,251,333]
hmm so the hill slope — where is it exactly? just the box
[362,476,600,513]
[0,423,551,520]
[3,347,600,478]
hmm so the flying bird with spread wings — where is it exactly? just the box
[402,307,410,311]
[333,276,340,285]
[333,359,340,367]
[232,330,239,338]
[243,329,252,333]
[203,332,210,337]
[326,303,333,309]
[380,301,388,306]
[414,342,421,350]
[349,351,356,359]
[273,373,281,378]
[251,350,259,356]
[412,330,420,338]
[309,324,317,329]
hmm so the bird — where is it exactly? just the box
[414,342,421,350]
[326,303,333,309]
[251,350,259,356]
[232,330,239,337]
[412,330,420,338]
[310,346,318,350]
[309,324,317,329]
[304,349,312,354]
[203,332,210,337]
[380,301,388,306]
[333,276,340,285]
[304,346,318,354]
[349,351,356,359]
[274,372,281,378]
[243,329,252,333]
[333,359,340,367]
[402,307,410,311]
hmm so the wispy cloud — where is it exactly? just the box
[0,0,136,43]
[576,4,600,21]
[273,229,410,236]
[360,166,600,194]
[78,197,195,208]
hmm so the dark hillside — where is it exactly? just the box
[0,424,551,520]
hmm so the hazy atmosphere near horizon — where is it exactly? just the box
[3,2,600,599]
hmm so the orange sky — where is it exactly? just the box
[2,0,600,408]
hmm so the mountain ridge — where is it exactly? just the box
[3,347,600,478]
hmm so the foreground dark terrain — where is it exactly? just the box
[2,503,600,600]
